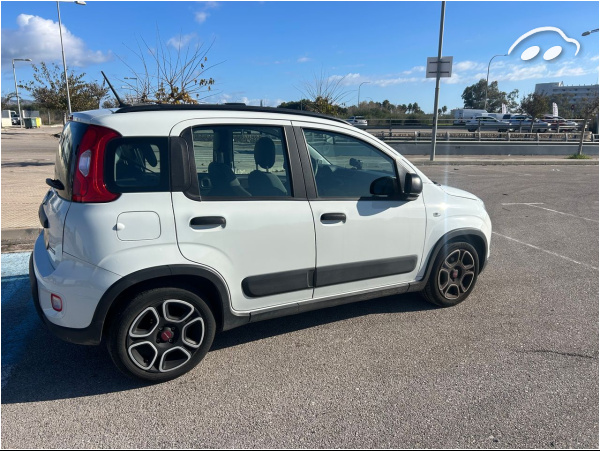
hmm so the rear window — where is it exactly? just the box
[104,137,169,193]
[55,121,89,200]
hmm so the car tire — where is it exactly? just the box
[467,129,476,132]
[421,241,480,308]
[108,287,216,382]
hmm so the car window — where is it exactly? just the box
[188,125,292,199]
[105,137,169,193]
[302,129,396,198]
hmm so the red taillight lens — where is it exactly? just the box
[72,125,121,203]
[51,294,63,312]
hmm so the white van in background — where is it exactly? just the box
[451,108,487,125]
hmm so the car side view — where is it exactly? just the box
[30,105,491,382]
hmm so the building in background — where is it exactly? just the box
[535,82,599,102]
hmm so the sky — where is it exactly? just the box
[1,0,599,113]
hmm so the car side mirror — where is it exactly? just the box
[402,173,423,201]
[370,176,398,197]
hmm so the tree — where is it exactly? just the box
[548,93,575,118]
[462,79,519,112]
[277,99,311,110]
[1,92,17,110]
[299,71,350,115]
[519,92,551,132]
[20,62,109,113]
[576,93,599,155]
[411,102,424,114]
[118,31,217,104]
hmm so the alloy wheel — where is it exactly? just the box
[126,300,205,373]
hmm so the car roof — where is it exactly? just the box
[71,104,355,136]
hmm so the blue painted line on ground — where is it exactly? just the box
[1,252,39,374]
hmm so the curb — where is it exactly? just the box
[1,228,41,252]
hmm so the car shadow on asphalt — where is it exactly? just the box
[1,292,434,404]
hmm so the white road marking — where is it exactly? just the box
[501,202,598,222]
[492,232,598,271]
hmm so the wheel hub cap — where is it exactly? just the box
[161,329,174,342]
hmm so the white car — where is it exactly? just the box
[31,105,491,382]
[346,116,368,128]
[465,116,511,132]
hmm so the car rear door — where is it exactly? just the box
[169,118,316,313]
[292,121,427,299]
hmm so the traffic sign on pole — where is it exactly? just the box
[426,56,453,78]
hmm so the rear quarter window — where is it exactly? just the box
[104,137,169,193]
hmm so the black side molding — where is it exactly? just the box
[242,256,418,298]
[242,268,315,298]
[314,256,418,288]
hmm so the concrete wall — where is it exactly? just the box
[387,141,600,156]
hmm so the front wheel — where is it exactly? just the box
[421,242,480,307]
[108,287,216,382]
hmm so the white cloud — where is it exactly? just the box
[402,65,426,75]
[204,2,220,9]
[167,33,197,50]
[195,11,209,23]
[297,57,311,63]
[1,14,111,68]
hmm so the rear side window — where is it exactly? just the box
[186,125,292,199]
[104,137,169,193]
[55,121,89,199]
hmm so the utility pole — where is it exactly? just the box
[430,1,446,161]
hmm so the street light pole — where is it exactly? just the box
[430,1,446,161]
[57,0,86,116]
[582,28,599,36]
[358,81,370,107]
[12,58,32,129]
[484,54,507,111]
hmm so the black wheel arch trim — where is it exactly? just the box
[408,228,488,292]
[30,260,248,346]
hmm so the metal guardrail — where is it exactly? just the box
[371,130,599,143]
[362,117,591,129]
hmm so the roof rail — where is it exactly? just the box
[113,103,349,125]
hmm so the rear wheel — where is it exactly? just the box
[422,242,479,307]
[108,287,216,382]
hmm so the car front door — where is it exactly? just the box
[170,119,316,313]
[292,122,427,299]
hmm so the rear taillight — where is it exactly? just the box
[72,125,121,203]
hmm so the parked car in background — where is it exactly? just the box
[507,115,551,132]
[465,116,511,132]
[346,116,368,129]
[543,115,579,131]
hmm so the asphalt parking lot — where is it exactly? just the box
[1,163,598,448]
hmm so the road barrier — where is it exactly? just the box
[370,130,599,143]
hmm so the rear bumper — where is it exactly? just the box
[30,234,120,345]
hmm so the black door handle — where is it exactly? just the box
[320,213,346,223]
[190,216,226,228]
